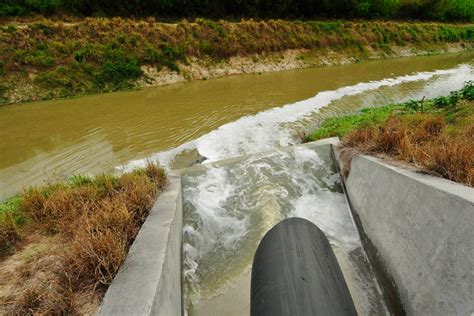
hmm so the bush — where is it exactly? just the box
[0,196,25,257]
[0,0,61,16]
[461,81,474,100]
[73,44,103,63]
[307,83,474,186]
[0,3,27,16]
[23,50,55,68]
[433,91,461,108]
[35,62,96,95]
[343,113,473,186]
[0,0,472,21]
[0,83,7,104]
[25,0,62,14]
[94,49,143,90]
[1,18,472,101]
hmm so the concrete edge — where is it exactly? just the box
[171,137,340,176]
[97,176,183,316]
[355,154,474,203]
[334,146,473,203]
[330,145,405,315]
[335,149,474,315]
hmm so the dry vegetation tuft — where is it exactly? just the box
[343,103,474,186]
[308,83,474,186]
[0,164,167,314]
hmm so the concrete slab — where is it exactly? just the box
[97,176,183,316]
[342,153,474,315]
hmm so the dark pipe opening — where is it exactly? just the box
[251,217,357,316]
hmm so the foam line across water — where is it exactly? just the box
[121,63,473,170]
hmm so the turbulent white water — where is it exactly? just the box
[121,63,473,171]
[182,145,362,305]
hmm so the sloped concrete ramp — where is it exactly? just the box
[180,139,389,315]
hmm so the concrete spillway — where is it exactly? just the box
[180,139,389,315]
[98,138,473,315]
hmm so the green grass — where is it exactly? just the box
[305,105,407,141]
[0,173,120,229]
[0,195,26,227]
[306,81,474,142]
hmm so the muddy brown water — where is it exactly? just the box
[0,52,473,199]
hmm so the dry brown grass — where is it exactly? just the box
[0,219,21,258]
[343,110,474,186]
[0,164,167,314]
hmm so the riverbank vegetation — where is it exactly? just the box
[0,164,167,314]
[1,0,473,22]
[0,18,472,105]
[306,82,474,186]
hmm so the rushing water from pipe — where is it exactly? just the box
[181,144,385,315]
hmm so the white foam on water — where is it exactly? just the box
[290,191,359,249]
[289,147,360,249]
[119,64,472,171]
[182,146,359,305]
[183,167,248,252]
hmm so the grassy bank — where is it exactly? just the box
[0,18,473,104]
[306,82,474,186]
[0,164,167,314]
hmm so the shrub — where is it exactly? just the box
[0,0,473,21]
[23,50,55,68]
[308,83,474,185]
[0,4,26,16]
[1,18,472,101]
[35,63,96,95]
[95,51,143,90]
[461,81,474,100]
[25,0,62,15]
[73,44,103,63]
[432,91,461,108]
[197,18,226,37]
[6,24,16,33]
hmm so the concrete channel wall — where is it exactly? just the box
[340,153,474,315]
[97,176,183,316]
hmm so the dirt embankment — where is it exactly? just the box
[138,43,471,88]
[0,18,473,104]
